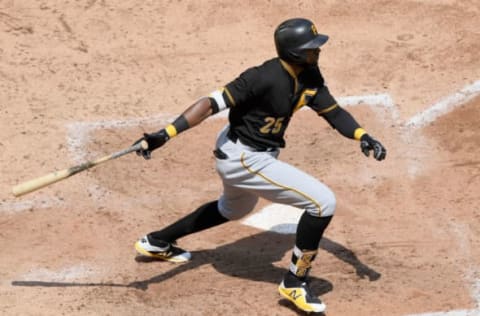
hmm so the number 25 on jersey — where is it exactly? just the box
[260,117,285,134]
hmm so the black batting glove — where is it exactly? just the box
[360,134,386,161]
[133,129,170,160]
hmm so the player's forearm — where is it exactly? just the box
[135,98,215,158]
[322,106,366,140]
[182,97,214,128]
[164,97,213,138]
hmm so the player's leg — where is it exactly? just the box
[148,200,229,242]
[135,126,259,262]
[278,213,332,313]
[135,177,261,259]
[135,200,230,262]
[237,151,334,313]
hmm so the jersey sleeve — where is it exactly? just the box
[207,67,264,114]
[309,83,364,140]
[223,67,267,107]
[308,85,338,115]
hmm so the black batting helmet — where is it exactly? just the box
[274,18,329,65]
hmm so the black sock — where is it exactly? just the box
[288,212,333,280]
[149,200,228,243]
[296,212,332,250]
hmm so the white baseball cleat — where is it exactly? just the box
[135,235,191,263]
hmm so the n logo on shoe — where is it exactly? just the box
[289,289,302,300]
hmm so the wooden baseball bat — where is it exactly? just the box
[12,140,148,197]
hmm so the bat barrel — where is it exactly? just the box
[12,169,71,197]
[11,140,148,197]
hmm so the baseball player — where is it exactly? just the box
[133,18,386,313]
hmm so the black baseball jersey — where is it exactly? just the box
[214,58,337,150]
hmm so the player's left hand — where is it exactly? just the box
[133,129,170,160]
[360,134,386,161]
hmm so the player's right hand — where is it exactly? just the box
[133,129,170,160]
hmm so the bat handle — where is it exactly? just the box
[118,140,148,158]
[132,140,149,151]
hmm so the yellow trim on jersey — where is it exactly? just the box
[223,87,236,107]
[294,89,317,113]
[317,103,338,114]
[279,59,298,93]
[354,128,367,140]
[240,153,322,215]
[165,124,177,138]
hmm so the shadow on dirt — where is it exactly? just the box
[11,231,380,297]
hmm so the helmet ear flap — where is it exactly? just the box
[286,49,307,64]
[290,49,307,64]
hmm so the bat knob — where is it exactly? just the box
[140,140,149,150]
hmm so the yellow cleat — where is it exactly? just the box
[278,276,326,313]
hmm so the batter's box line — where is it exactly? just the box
[66,113,175,163]
[405,222,480,316]
[406,80,480,128]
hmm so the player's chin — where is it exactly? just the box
[306,56,319,66]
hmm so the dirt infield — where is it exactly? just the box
[1,1,479,315]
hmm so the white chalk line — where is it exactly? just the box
[403,81,480,315]
[405,223,479,316]
[406,80,480,128]
[17,263,98,283]
[0,196,63,214]
[66,113,175,163]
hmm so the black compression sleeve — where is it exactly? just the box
[149,200,228,242]
[321,106,362,139]
[164,114,189,138]
[172,115,189,133]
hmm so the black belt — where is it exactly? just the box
[214,134,277,159]
[221,128,276,152]
[227,135,276,153]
